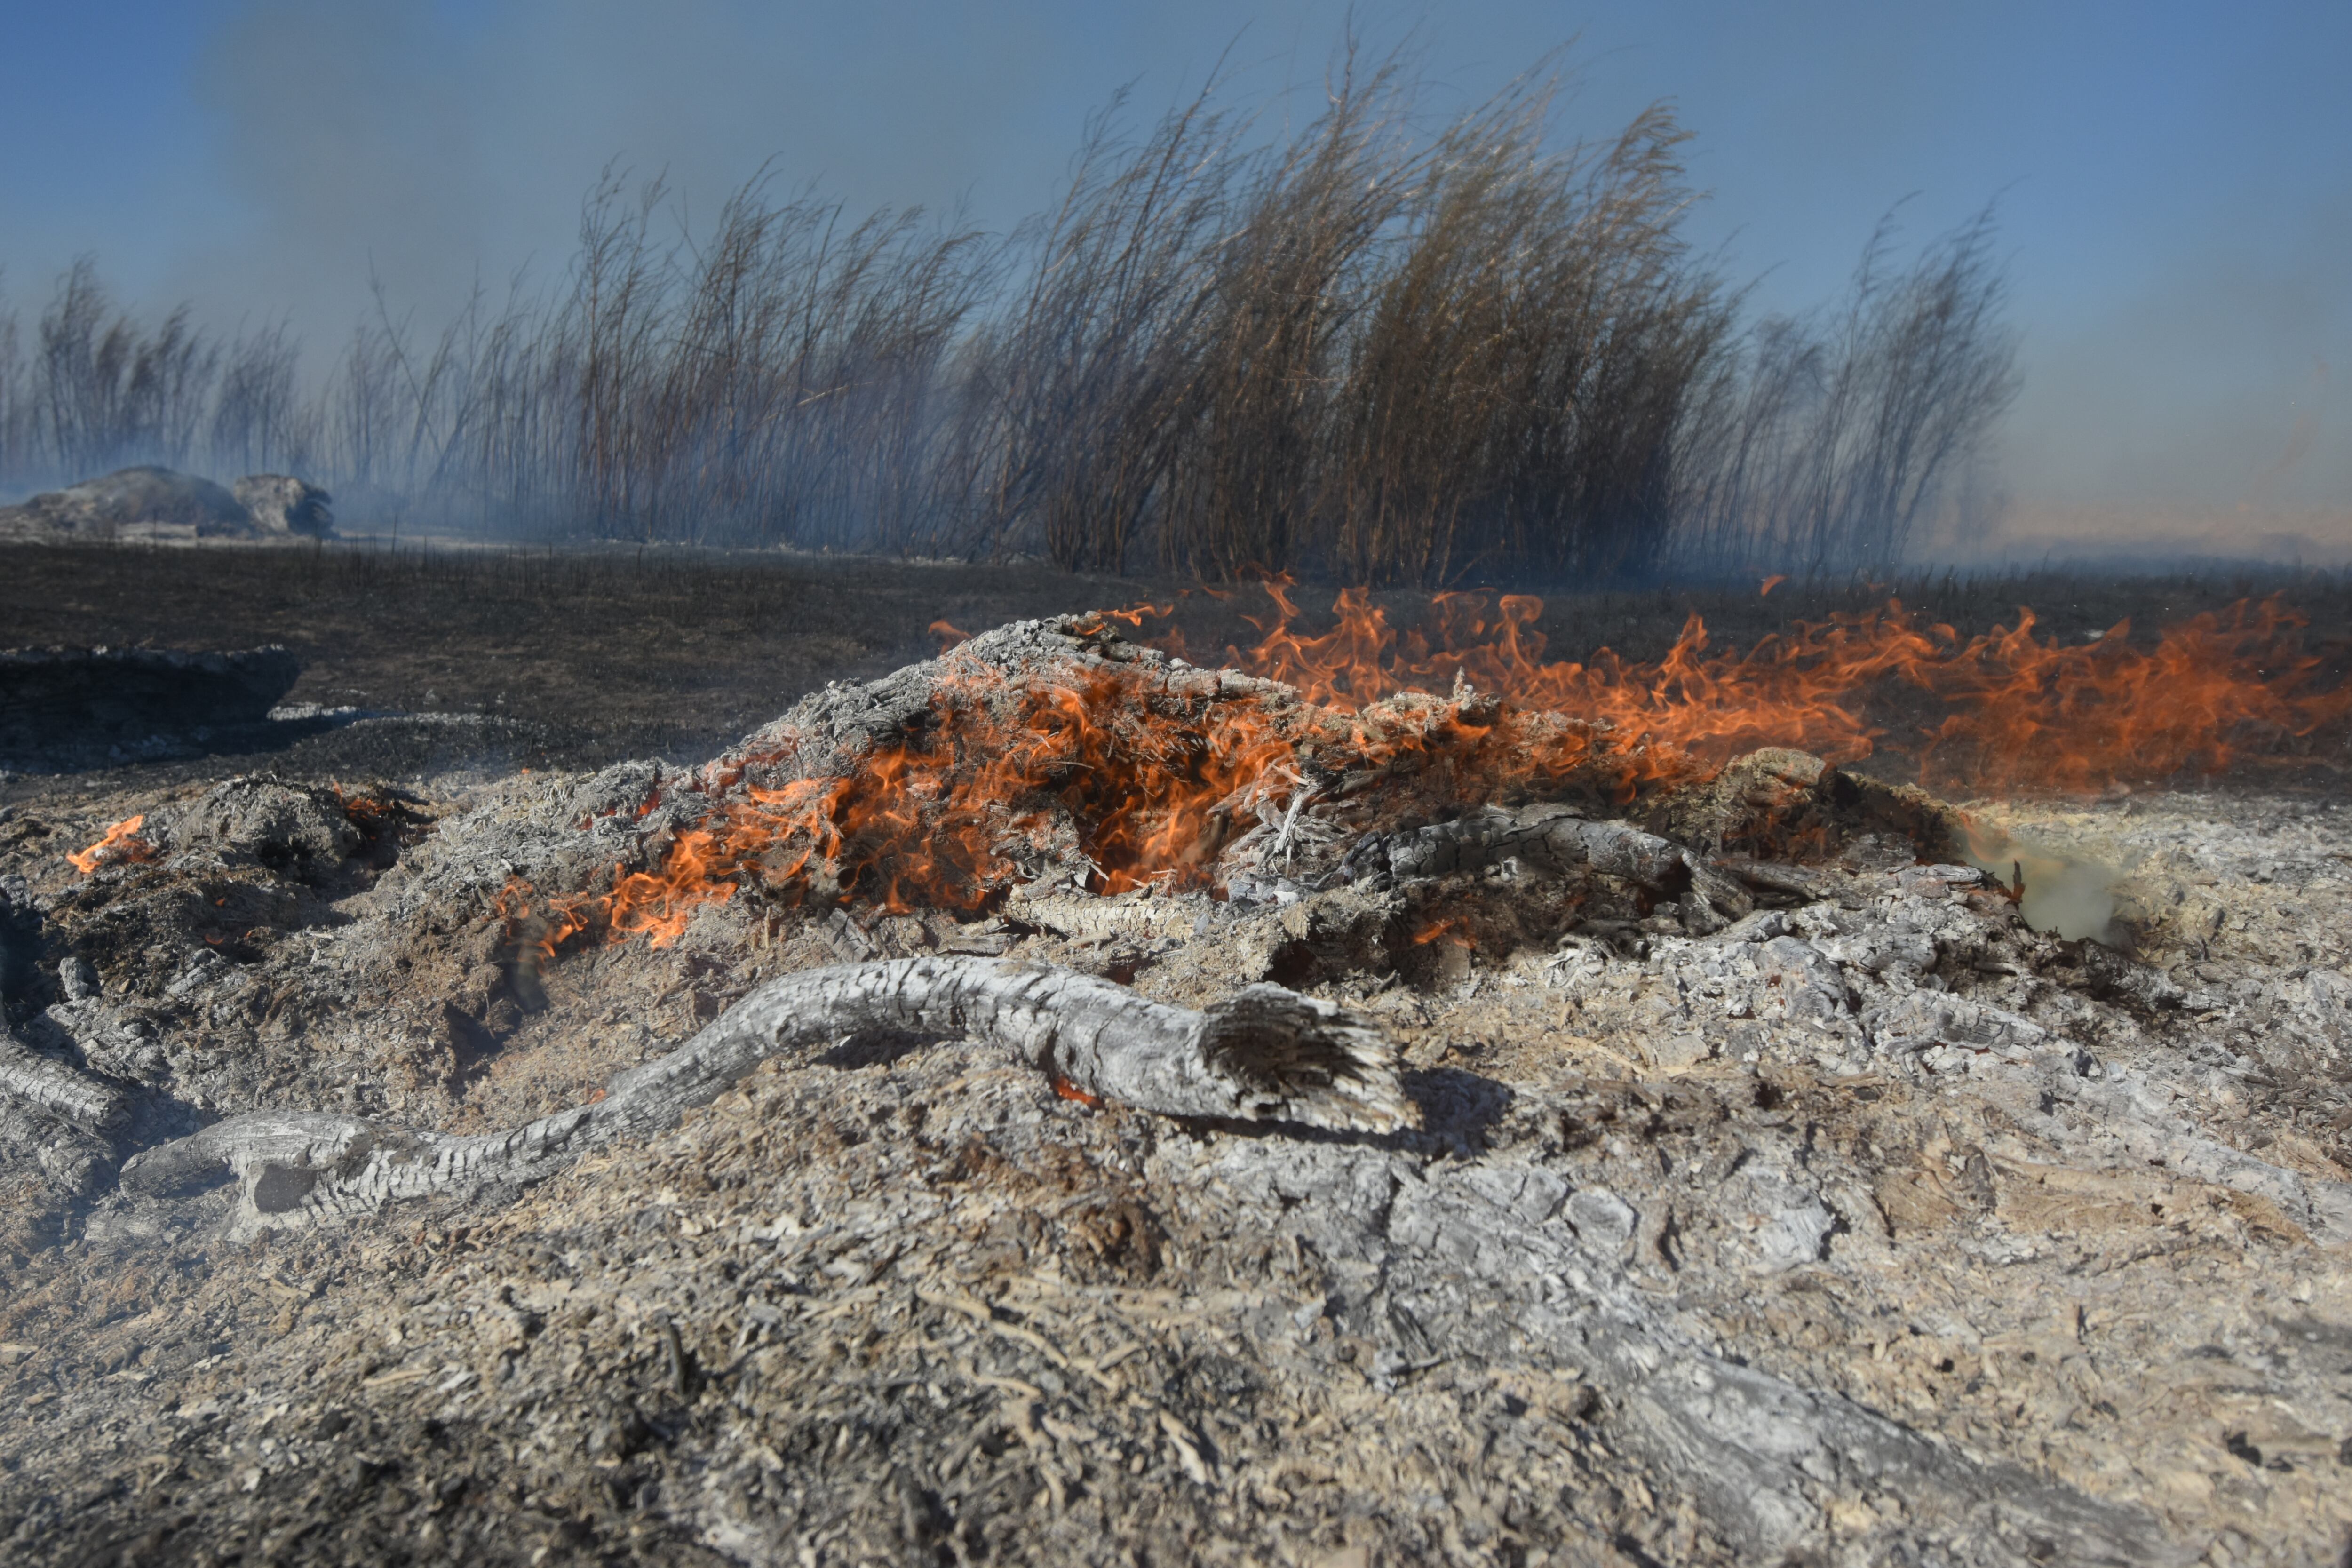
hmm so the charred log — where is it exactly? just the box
[0,1094,117,1197]
[0,1029,129,1132]
[122,958,1408,1230]
[1339,804,1755,930]
[1714,856,1837,903]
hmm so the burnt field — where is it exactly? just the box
[3,541,2352,1568]
[3,537,2348,790]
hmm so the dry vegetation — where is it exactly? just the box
[0,46,2015,585]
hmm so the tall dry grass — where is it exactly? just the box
[0,47,2016,581]
[1672,208,2018,574]
[961,51,1750,584]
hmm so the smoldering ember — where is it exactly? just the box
[0,567,2346,1568]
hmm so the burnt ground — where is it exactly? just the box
[2,536,2347,796]
[1,543,2351,1567]
[0,541,1169,788]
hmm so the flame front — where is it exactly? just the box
[1199,584,2352,793]
[497,586,2347,961]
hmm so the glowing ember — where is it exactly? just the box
[67,814,155,875]
[1411,917,1473,948]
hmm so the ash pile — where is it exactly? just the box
[1,615,2348,1567]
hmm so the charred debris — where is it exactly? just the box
[0,614,2347,1566]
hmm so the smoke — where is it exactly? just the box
[168,1,1411,372]
[1994,190,2352,527]
[4,1,2345,539]
[2247,357,2331,500]
[183,2,484,342]
[170,0,1097,366]
[1959,818,2122,945]
[1939,237,2351,568]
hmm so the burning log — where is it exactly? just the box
[122,957,1406,1231]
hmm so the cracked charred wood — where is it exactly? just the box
[121,957,1408,1229]
[1714,856,1836,902]
[0,1093,117,1196]
[0,1028,129,1132]
[599,960,1405,1136]
[1341,805,1754,926]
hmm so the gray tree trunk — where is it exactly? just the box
[120,957,1407,1230]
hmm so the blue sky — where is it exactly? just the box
[2,0,2345,522]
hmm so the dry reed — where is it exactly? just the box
[0,46,2015,584]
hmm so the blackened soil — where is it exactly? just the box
[0,541,1186,791]
[0,537,2346,800]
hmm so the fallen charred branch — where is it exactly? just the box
[121,957,1407,1231]
[0,1030,129,1132]
[1338,803,1755,929]
[1711,855,1838,902]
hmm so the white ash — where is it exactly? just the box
[0,675,2348,1562]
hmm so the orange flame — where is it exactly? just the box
[1411,917,1473,948]
[68,815,154,875]
[1178,585,2352,794]
[498,585,2349,961]
[494,653,1350,957]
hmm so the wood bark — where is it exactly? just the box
[121,957,1408,1230]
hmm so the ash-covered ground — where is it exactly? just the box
[0,556,2348,1568]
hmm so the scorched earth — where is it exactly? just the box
[1,605,2349,1568]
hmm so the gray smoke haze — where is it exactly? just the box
[4,0,2344,545]
[2000,197,2352,511]
[172,0,1084,350]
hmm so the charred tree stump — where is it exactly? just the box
[121,958,1408,1231]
